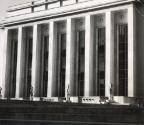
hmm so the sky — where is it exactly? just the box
[0,0,32,21]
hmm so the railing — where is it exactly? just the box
[7,0,80,12]
[6,0,84,18]
[6,0,129,19]
[7,0,131,13]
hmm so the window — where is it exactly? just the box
[42,35,49,97]
[97,27,105,96]
[6,29,18,98]
[77,30,85,96]
[57,33,66,97]
[118,24,128,96]
[23,27,33,98]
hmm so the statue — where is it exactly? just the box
[0,87,2,99]
[66,85,71,103]
[30,86,34,101]
[109,83,113,101]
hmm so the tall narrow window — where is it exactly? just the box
[41,35,49,97]
[77,30,85,96]
[96,27,105,96]
[23,27,33,98]
[118,24,128,96]
[6,29,18,98]
[57,33,66,97]
[37,24,49,97]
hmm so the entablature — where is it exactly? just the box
[3,0,136,27]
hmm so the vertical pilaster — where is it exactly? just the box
[105,11,114,98]
[31,24,38,97]
[128,5,135,97]
[0,28,7,98]
[47,21,57,97]
[15,26,22,98]
[84,15,94,96]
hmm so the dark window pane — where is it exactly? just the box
[77,30,85,96]
[57,33,66,97]
[7,29,18,98]
[118,24,128,96]
[23,27,33,98]
[97,27,105,96]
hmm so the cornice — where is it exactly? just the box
[3,0,136,27]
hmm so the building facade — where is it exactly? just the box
[0,0,144,104]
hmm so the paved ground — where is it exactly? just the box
[0,119,143,125]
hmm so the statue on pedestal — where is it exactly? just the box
[30,86,34,101]
[109,83,113,101]
[66,85,71,103]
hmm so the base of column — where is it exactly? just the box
[0,96,142,106]
[113,96,139,105]
[41,97,59,102]
[70,96,142,105]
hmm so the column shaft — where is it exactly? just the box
[65,18,75,96]
[84,15,94,96]
[65,19,71,96]
[15,26,22,98]
[105,11,114,98]
[47,22,57,97]
[31,24,38,97]
[0,29,3,97]
[0,28,7,98]
[128,5,135,97]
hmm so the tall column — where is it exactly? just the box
[128,5,135,97]
[15,26,22,98]
[0,28,7,98]
[65,18,71,96]
[65,18,75,96]
[31,24,38,97]
[0,28,3,97]
[105,11,114,98]
[84,15,94,96]
[47,21,57,97]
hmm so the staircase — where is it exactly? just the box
[0,100,143,125]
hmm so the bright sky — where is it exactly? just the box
[0,0,32,21]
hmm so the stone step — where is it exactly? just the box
[0,100,143,124]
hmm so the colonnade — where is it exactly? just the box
[0,7,135,100]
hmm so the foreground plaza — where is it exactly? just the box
[0,0,144,104]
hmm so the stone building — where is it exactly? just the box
[0,0,144,104]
